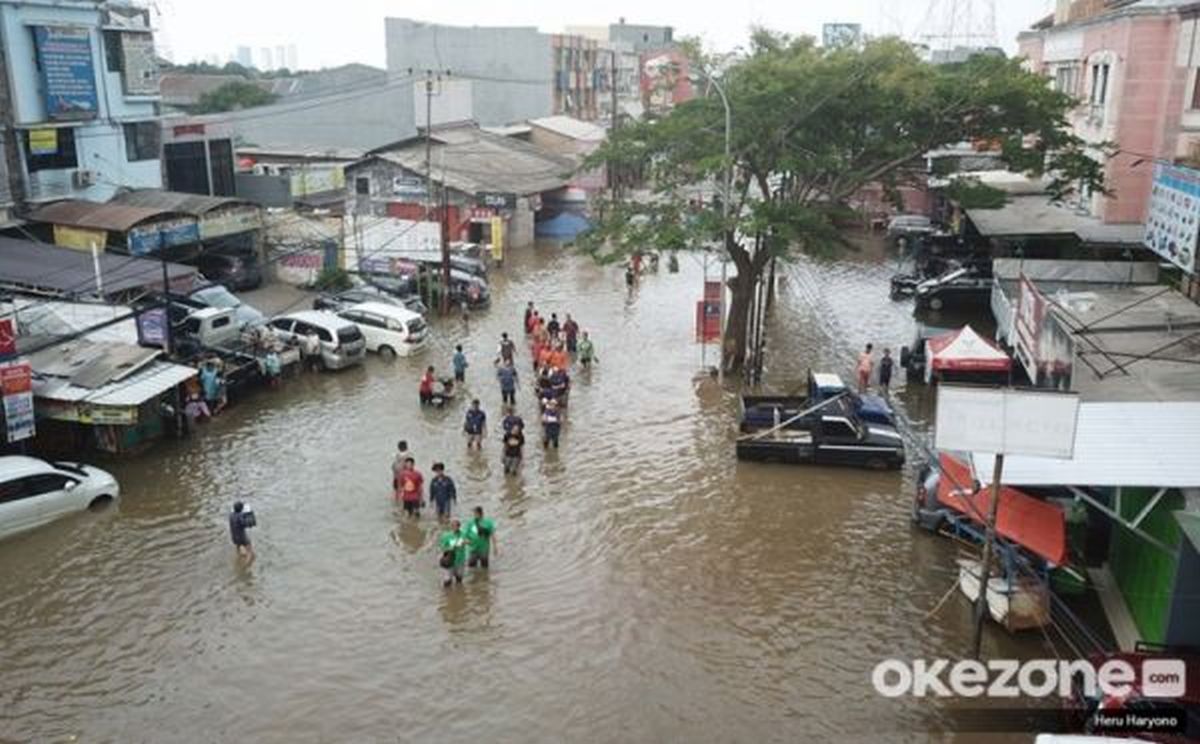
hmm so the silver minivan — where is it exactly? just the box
[268,310,367,370]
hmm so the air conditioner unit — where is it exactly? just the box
[72,169,97,188]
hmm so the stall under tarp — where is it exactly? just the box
[938,453,1068,565]
[925,325,1011,382]
[535,212,590,240]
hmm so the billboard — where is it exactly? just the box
[1,362,35,443]
[1014,275,1075,390]
[127,219,200,255]
[1144,163,1200,274]
[935,385,1079,458]
[120,33,160,96]
[33,26,99,121]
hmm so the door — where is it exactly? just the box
[26,473,81,521]
[816,418,861,466]
[0,473,77,537]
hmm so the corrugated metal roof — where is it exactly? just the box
[111,189,256,216]
[528,115,607,142]
[965,195,1144,244]
[33,359,196,407]
[362,129,575,196]
[971,402,1200,488]
[27,199,191,232]
[0,236,196,297]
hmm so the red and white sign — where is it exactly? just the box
[1015,274,1046,384]
[695,300,720,343]
[1,362,35,443]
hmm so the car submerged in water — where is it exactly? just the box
[0,457,120,542]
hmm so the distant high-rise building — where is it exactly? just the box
[822,23,863,48]
[275,45,287,71]
[236,46,253,67]
[286,44,299,71]
[259,47,273,70]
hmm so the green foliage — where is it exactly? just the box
[313,267,353,292]
[942,178,1009,209]
[193,81,278,113]
[584,31,1107,269]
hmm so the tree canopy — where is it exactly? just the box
[192,81,278,114]
[583,31,1107,368]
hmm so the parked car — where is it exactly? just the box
[313,287,426,316]
[267,310,366,370]
[887,214,935,239]
[913,266,993,312]
[196,251,263,291]
[739,371,896,430]
[0,456,119,541]
[336,302,428,357]
[175,284,265,328]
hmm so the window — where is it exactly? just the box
[103,30,123,72]
[123,122,159,162]
[25,474,73,496]
[1054,65,1078,96]
[23,127,78,172]
[315,326,333,343]
[820,419,857,439]
[270,318,294,333]
[1090,62,1110,105]
[355,177,370,195]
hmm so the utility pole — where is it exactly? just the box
[424,69,434,220]
[440,184,450,315]
[971,453,1005,659]
[610,47,619,201]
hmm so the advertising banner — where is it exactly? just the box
[128,219,200,255]
[33,26,99,121]
[0,319,16,358]
[29,128,58,155]
[477,192,516,211]
[290,167,345,198]
[0,362,35,443]
[490,216,504,262]
[695,300,721,343]
[136,308,167,349]
[1144,163,1200,274]
[1014,274,1044,385]
[119,33,159,96]
[1014,274,1075,390]
[935,385,1079,458]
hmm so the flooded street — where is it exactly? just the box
[1,241,1050,742]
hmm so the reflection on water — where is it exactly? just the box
[0,239,1049,742]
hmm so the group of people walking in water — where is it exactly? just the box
[393,301,597,587]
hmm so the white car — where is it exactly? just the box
[0,456,120,541]
[267,310,367,370]
[335,302,428,357]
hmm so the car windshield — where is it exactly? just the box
[192,285,241,308]
[338,327,363,343]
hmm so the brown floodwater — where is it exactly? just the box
[0,241,1054,743]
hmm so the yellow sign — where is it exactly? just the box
[29,128,58,155]
[490,217,504,262]
[53,224,107,251]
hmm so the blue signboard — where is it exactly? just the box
[33,26,99,121]
[127,219,200,256]
[136,308,167,349]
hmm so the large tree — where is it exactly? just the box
[583,32,1105,371]
[193,81,277,114]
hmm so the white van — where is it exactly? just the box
[0,457,120,542]
[268,310,367,370]
[336,301,428,357]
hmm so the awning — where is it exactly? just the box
[34,360,195,408]
[926,325,1011,378]
[972,402,1200,489]
[938,453,1068,565]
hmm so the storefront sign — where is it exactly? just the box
[1145,163,1200,274]
[29,128,58,155]
[119,32,159,96]
[76,402,137,425]
[476,192,516,211]
[199,207,262,240]
[33,26,99,121]
[1014,274,1075,390]
[136,308,167,349]
[0,320,16,358]
[467,207,496,221]
[490,216,504,262]
[1014,274,1045,385]
[128,219,200,255]
[1,362,35,443]
[53,224,106,251]
[392,175,427,199]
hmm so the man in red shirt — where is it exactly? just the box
[419,366,436,405]
[395,457,424,518]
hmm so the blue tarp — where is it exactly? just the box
[536,212,591,239]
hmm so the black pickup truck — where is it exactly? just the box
[736,413,906,470]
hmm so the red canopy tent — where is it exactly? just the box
[925,325,1011,382]
[937,453,1067,565]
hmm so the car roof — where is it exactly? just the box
[343,301,422,321]
[276,310,355,328]
[0,455,57,480]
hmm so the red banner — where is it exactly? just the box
[1,362,31,395]
[695,300,721,343]
[0,319,14,357]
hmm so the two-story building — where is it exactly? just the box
[1018,0,1200,225]
[0,0,162,208]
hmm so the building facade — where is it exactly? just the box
[551,34,605,121]
[1018,0,1198,225]
[0,0,162,207]
[385,18,553,127]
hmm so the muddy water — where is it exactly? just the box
[1,242,1050,743]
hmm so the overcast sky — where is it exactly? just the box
[157,0,1055,69]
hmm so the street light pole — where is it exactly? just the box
[703,71,732,384]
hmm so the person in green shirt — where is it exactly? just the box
[465,506,498,571]
[438,519,469,587]
[577,332,597,369]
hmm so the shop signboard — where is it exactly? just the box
[119,33,159,96]
[33,26,99,121]
[1014,274,1075,390]
[0,362,35,443]
[53,224,107,251]
[476,192,516,211]
[1014,274,1044,385]
[29,128,58,155]
[1144,163,1200,274]
[136,308,167,349]
[199,207,262,240]
[935,385,1079,459]
[0,319,16,358]
[490,216,504,262]
[392,175,427,199]
[128,219,200,255]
